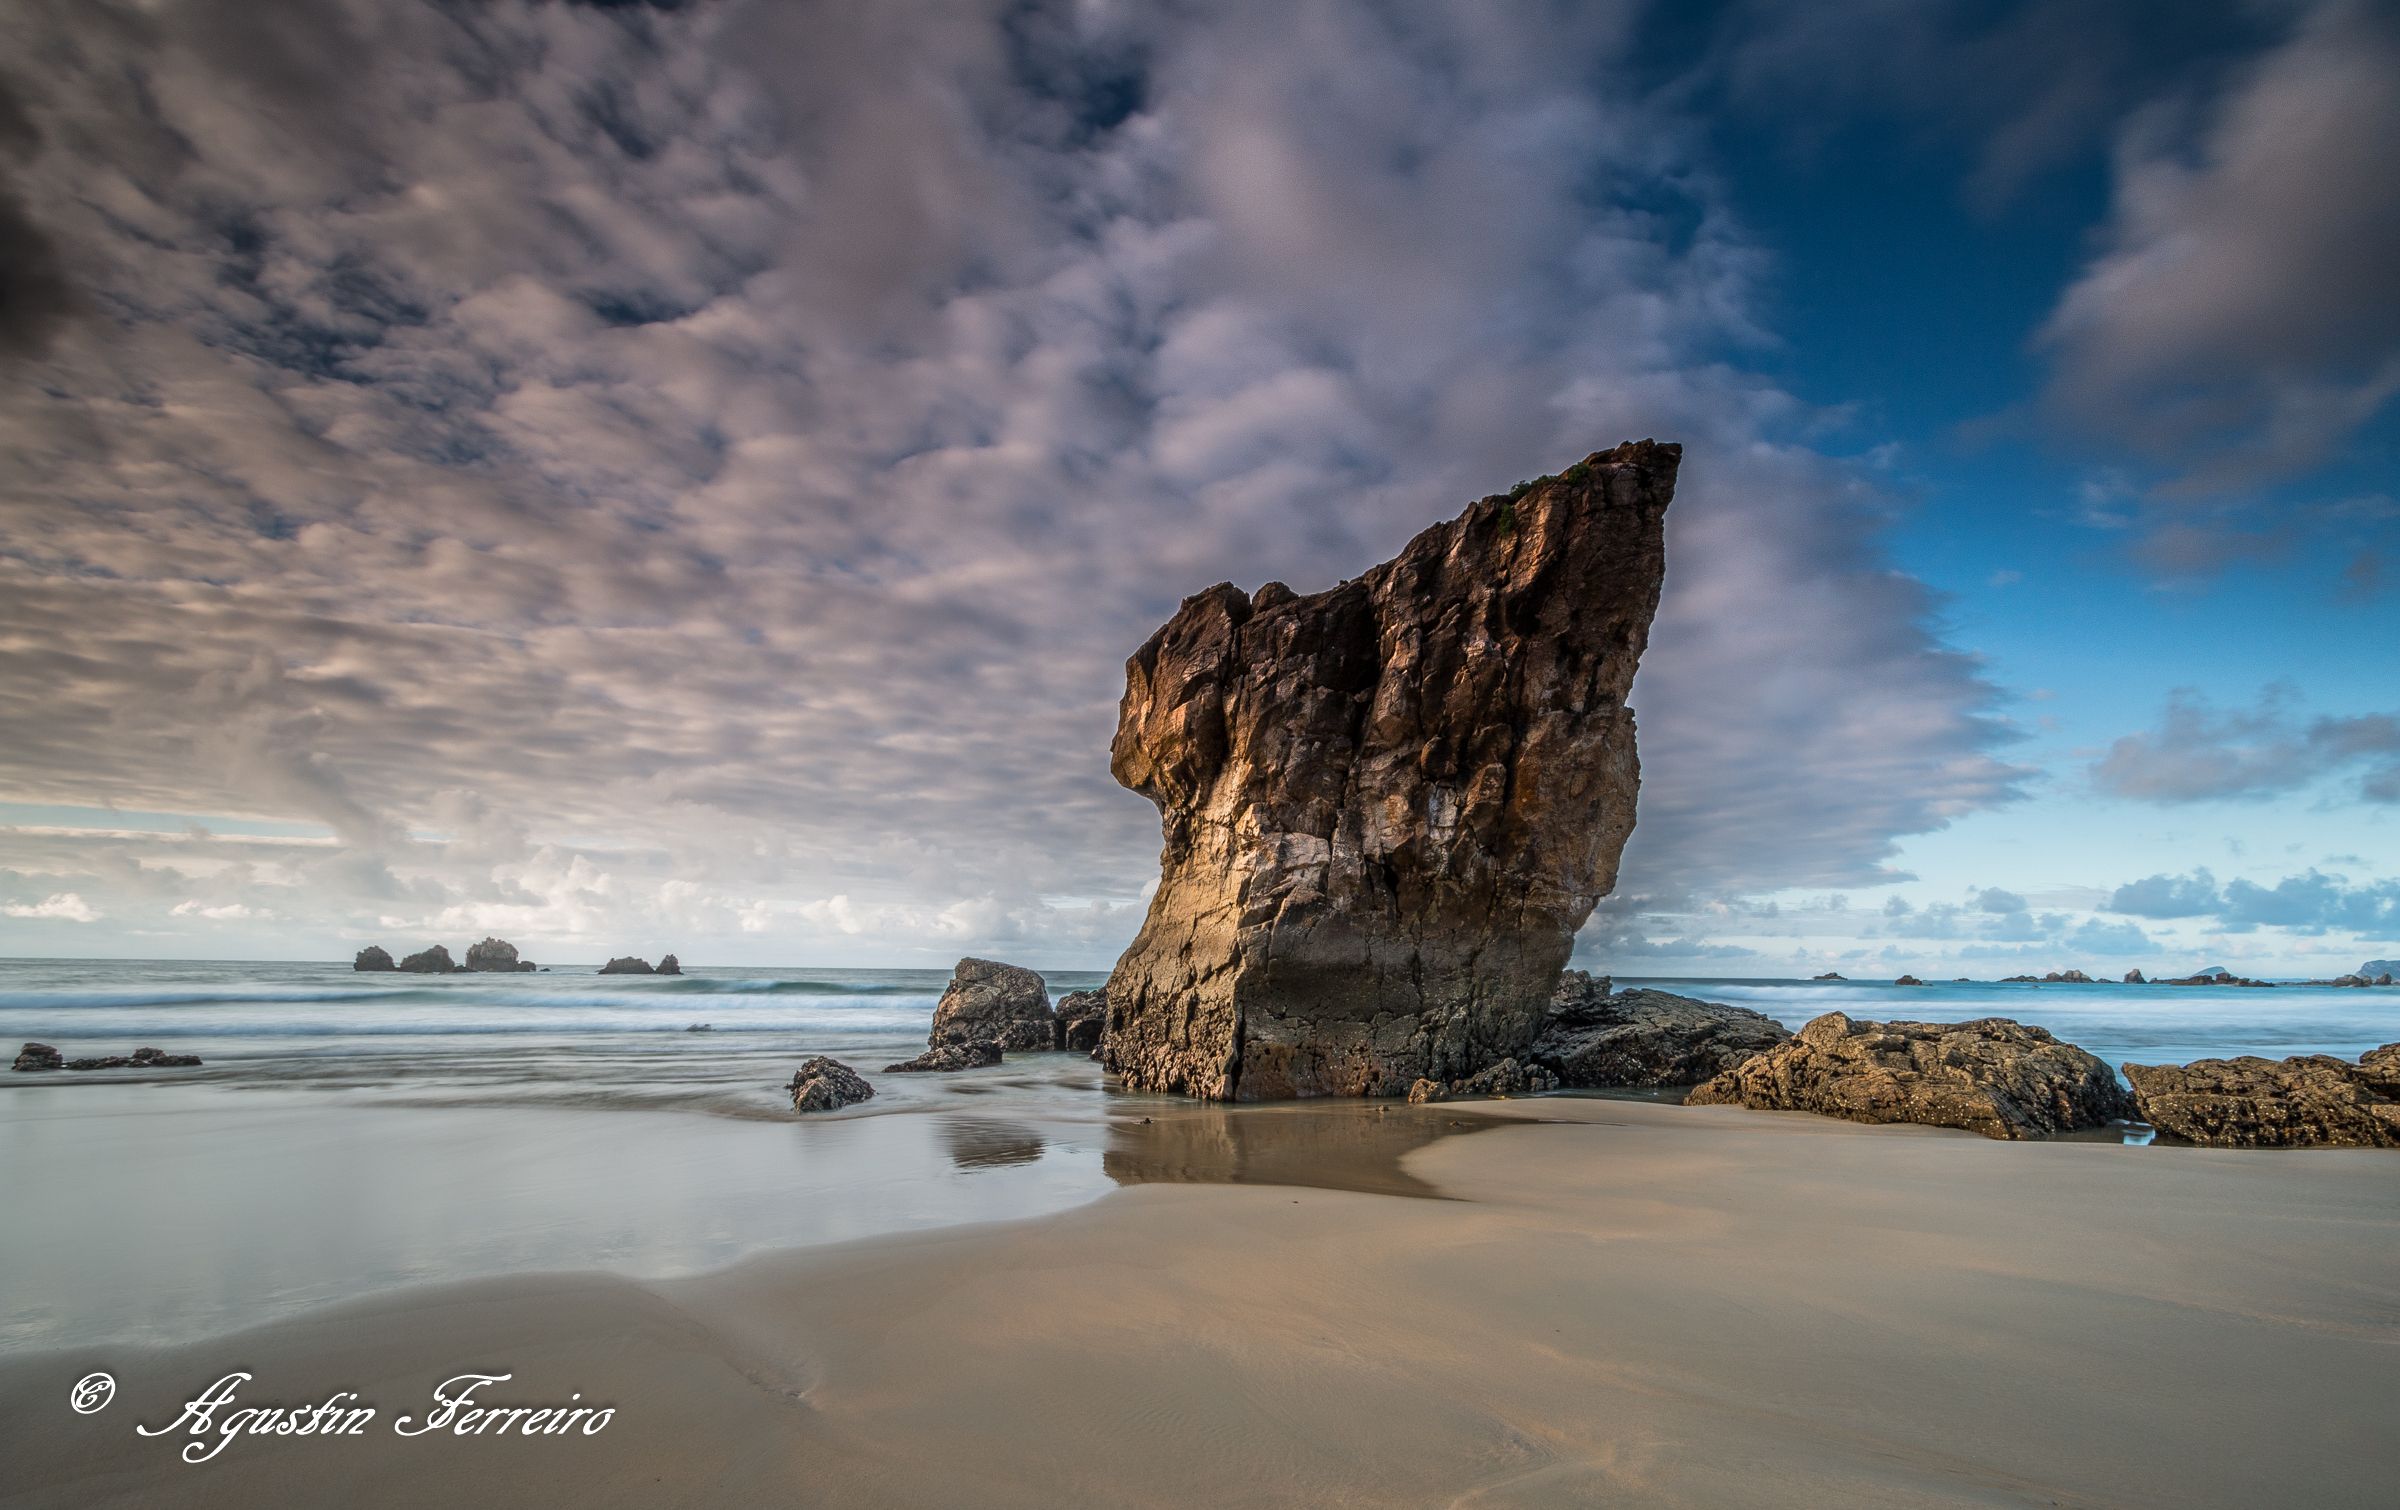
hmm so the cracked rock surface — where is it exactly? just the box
[1103,442,1676,1099]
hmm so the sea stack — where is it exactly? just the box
[1102,441,1677,1099]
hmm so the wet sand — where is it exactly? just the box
[3,1096,2396,1508]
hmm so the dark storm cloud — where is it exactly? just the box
[0,77,75,359]
[2090,688,2400,804]
[0,0,2025,957]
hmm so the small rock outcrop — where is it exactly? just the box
[929,958,1055,1054]
[2121,1048,2400,1148]
[884,1041,1003,1074]
[397,945,457,974]
[463,937,535,973]
[1686,1012,2134,1140]
[1104,442,1678,1100]
[598,956,655,975]
[787,1057,875,1113]
[1811,972,1846,981]
[1405,1058,1558,1104]
[1894,974,1925,987]
[1528,973,1791,1089]
[353,946,396,972]
[656,954,682,976]
[1055,989,1108,1055]
[15,1043,201,1071]
[2124,969,2146,984]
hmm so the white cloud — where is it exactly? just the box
[4,892,100,922]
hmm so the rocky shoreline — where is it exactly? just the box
[783,953,2400,1148]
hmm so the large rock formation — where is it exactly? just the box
[463,937,535,973]
[397,945,456,974]
[1529,973,1792,1089]
[2360,959,2398,978]
[1055,989,1108,1055]
[1686,1012,2134,1140]
[656,954,682,976]
[2121,1048,2400,1148]
[353,946,395,972]
[929,958,1055,1054]
[1103,442,1678,1100]
[598,956,655,975]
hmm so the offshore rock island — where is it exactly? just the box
[1102,441,1677,1099]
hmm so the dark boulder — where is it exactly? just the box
[1056,988,1108,1055]
[1686,1012,2134,1140]
[463,937,535,973]
[2122,1048,2400,1148]
[12,1042,62,1072]
[929,958,1054,1053]
[1894,974,1925,987]
[353,946,396,972]
[598,956,655,975]
[787,1057,875,1113]
[1528,973,1791,1089]
[397,945,457,974]
[2124,969,2146,984]
[656,954,682,976]
[884,1040,1003,1074]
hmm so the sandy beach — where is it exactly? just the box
[5,1094,2394,1509]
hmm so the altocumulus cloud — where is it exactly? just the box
[0,0,2023,961]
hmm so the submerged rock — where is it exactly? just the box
[656,953,682,976]
[1529,973,1791,1089]
[397,945,457,974]
[463,937,535,973]
[2121,1048,2400,1148]
[884,1040,1003,1074]
[12,1042,62,1072]
[1685,1012,2134,1140]
[1104,442,1678,1100]
[598,956,655,975]
[352,946,395,972]
[929,958,1055,1053]
[1405,1058,1558,1104]
[787,1056,875,1113]
[1055,988,1108,1055]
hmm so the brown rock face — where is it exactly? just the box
[1685,1012,2135,1140]
[2122,1048,2400,1148]
[1055,989,1107,1055]
[1103,442,1677,1100]
[1529,974,1792,1089]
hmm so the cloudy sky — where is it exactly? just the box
[2,0,2395,975]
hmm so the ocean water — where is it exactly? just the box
[3,959,2396,1350]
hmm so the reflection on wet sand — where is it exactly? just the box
[942,1116,1048,1170]
[1103,1100,1512,1198]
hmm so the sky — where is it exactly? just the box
[0,0,2395,976]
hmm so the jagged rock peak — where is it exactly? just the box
[1103,441,1678,1100]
